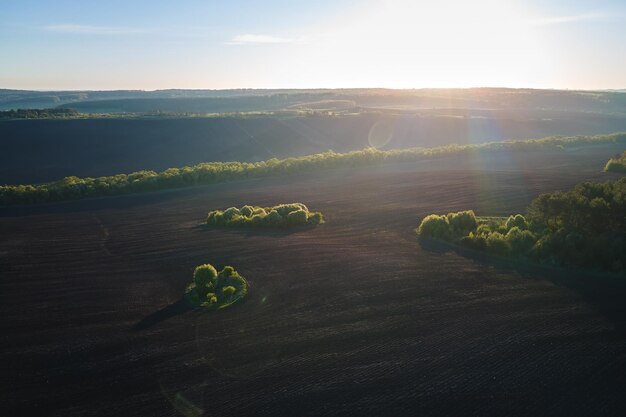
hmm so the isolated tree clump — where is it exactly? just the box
[416,177,626,273]
[206,203,324,228]
[185,263,248,309]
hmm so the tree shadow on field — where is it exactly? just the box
[420,237,626,333]
[195,223,317,238]
[132,298,191,331]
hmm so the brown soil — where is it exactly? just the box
[1,145,626,416]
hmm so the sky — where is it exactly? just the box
[0,0,625,90]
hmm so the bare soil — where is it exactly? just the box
[3,113,626,184]
[1,145,626,416]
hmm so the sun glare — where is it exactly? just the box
[308,0,543,88]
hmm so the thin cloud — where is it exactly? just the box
[42,24,148,35]
[528,12,605,26]
[228,34,301,45]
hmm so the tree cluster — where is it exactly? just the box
[206,203,323,228]
[605,151,626,173]
[185,264,248,309]
[417,177,626,272]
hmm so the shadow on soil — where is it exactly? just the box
[420,237,626,333]
[132,298,191,331]
[195,223,317,237]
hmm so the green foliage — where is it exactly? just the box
[193,264,217,288]
[2,132,625,206]
[206,203,323,228]
[417,214,451,240]
[287,209,308,225]
[605,151,626,173]
[505,227,536,253]
[418,210,477,240]
[447,210,478,235]
[0,108,79,119]
[505,214,528,230]
[485,232,511,256]
[185,263,248,310]
[222,286,236,296]
[416,177,626,272]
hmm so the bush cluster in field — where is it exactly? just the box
[2,132,625,206]
[185,264,248,309]
[605,151,626,173]
[417,177,626,272]
[206,203,323,228]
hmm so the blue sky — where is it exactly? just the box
[1,0,625,90]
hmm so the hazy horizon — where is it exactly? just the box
[2,0,626,91]
[3,86,626,93]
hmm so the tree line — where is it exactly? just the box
[0,108,79,119]
[1,132,625,206]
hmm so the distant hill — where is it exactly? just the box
[2,88,626,115]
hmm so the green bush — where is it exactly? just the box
[417,214,451,239]
[485,232,510,256]
[193,264,217,288]
[505,214,528,230]
[206,203,323,228]
[287,209,308,225]
[185,263,248,309]
[505,227,536,253]
[605,151,626,173]
[447,210,478,236]
[222,286,236,297]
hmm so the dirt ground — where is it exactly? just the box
[1,145,626,416]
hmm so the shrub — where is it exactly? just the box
[240,205,254,217]
[274,203,308,216]
[447,210,478,236]
[287,209,308,225]
[222,286,237,297]
[266,209,283,224]
[505,214,528,230]
[417,214,451,239]
[505,227,536,254]
[193,264,218,288]
[475,223,493,235]
[222,207,241,221]
[605,151,626,173]
[308,212,324,224]
[206,203,323,228]
[486,232,510,256]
